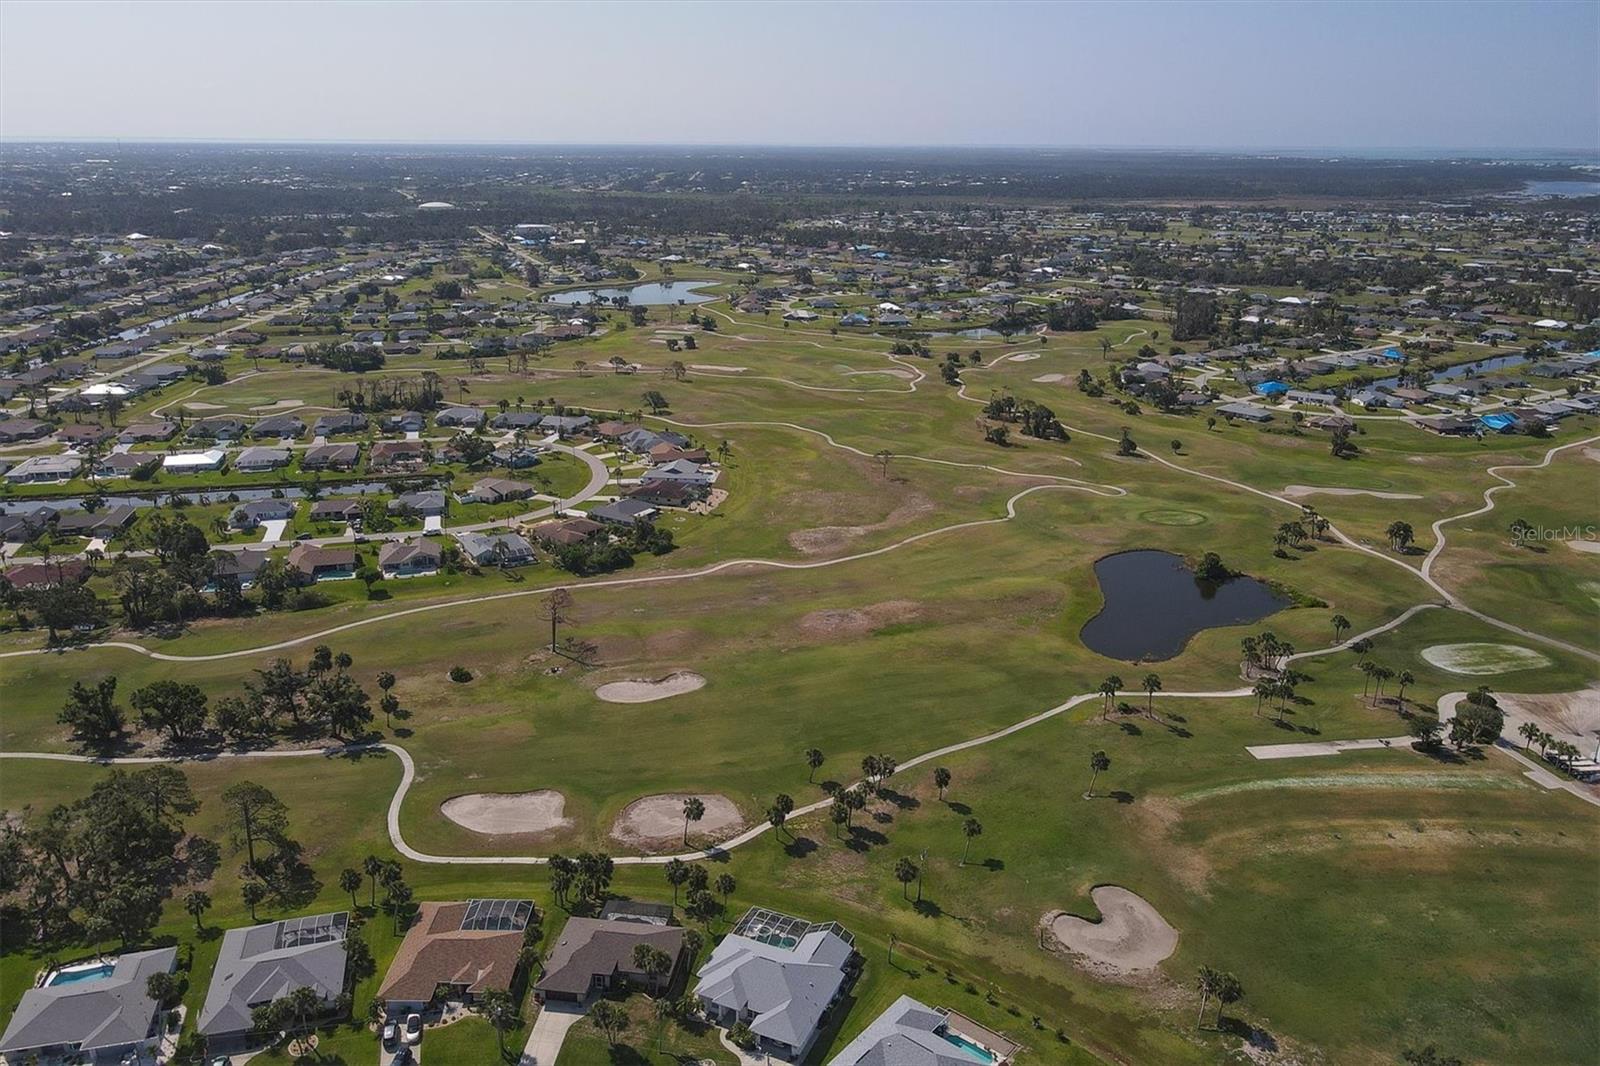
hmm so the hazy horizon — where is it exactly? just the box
[2,0,1597,152]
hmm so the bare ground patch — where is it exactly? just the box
[611,793,743,851]
[797,600,923,639]
[1281,484,1422,501]
[787,494,936,555]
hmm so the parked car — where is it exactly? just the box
[381,1021,398,1049]
[402,1013,423,1045]
[392,1047,414,1066]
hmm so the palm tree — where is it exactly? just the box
[715,873,736,905]
[339,868,363,910]
[1086,750,1110,798]
[1195,966,1222,1028]
[1518,721,1542,750]
[242,879,267,922]
[1098,675,1123,719]
[933,766,952,800]
[664,859,688,905]
[682,797,705,844]
[960,818,983,866]
[1372,666,1395,705]
[1396,670,1415,705]
[1252,678,1274,718]
[363,854,384,907]
[804,747,824,782]
[1330,614,1350,643]
[767,804,787,842]
[1358,660,1377,697]
[183,890,212,932]
[1141,673,1162,718]
[894,857,919,899]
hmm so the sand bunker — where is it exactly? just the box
[1032,373,1066,383]
[1565,539,1600,554]
[690,364,748,372]
[1008,352,1041,362]
[1282,484,1422,500]
[251,399,305,411]
[1496,685,1600,740]
[611,793,743,850]
[440,791,571,836]
[845,368,915,379]
[183,401,226,411]
[1421,643,1553,675]
[595,671,706,703]
[1047,886,1179,975]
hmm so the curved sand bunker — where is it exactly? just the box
[595,671,707,703]
[612,793,743,850]
[1047,886,1179,975]
[1421,643,1552,676]
[1565,539,1600,555]
[1282,484,1422,501]
[440,791,571,836]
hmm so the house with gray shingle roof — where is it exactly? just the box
[826,995,1019,1065]
[0,947,176,1062]
[198,912,349,1040]
[694,908,856,1061]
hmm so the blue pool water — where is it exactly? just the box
[939,1031,997,1063]
[47,963,114,986]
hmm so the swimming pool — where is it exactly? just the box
[46,962,114,986]
[938,1030,997,1063]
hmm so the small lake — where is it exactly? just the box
[1516,179,1600,199]
[1079,550,1290,661]
[546,280,719,306]
[1373,352,1529,388]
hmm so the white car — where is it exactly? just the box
[402,1013,423,1045]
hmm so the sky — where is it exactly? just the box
[2,0,1596,152]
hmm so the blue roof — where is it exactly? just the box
[1253,381,1290,396]
[1382,347,1404,360]
[1479,413,1517,430]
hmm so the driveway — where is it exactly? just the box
[519,1001,585,1065]
[258,519,289,543]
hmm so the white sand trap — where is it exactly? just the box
[611,793,743,850]
[595,671,706,703]
[1008,352,1041,362]
[1421,643,1552,676]
[1565,539,1600,554]
[690,364,747,372]
[1048,886,1179,974]
[1032,373,1067,383]
[250,399,305,412]
[844,368,914,379]
[183,401,226,411]
[1282,484,1422,500]
[440,791,571,836]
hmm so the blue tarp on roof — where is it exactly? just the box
[1383,347,1404,360]
[1479,413,1518,431]
[1253,381,1290,396]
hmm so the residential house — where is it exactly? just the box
[534,916,685,1005]
[0,948,177,1064]
[624,479,704,508]
[462,477,537,505]
[212,549,271,588]
[234,446,292,473]
[489,411,544,431]
[0,418,54,444]
[301,442,360,470]
[308,499,365,524]
[590,499,658,526]
[162,449,227,474]
[55,423,117,449]
[2,559,91,590]
[370,440,427,470]
[5,454,83,483]
[54,505,137,538]
[312,412,368,437]
[251,414,307,439]
[378,538,442,578]
[94,451,157,479]
[381,411,426,434]
[198,913,349,1044]
[378,900,534,1014]
[641,458,715,486]
[1214,402,1274,423]
[187,416,247,441]
[117,421,178,444]
[231,499,298,530]
[825,995,1018,1066]
[539,414,593,436]
[286,544,358,583]
[529,516,604,547]
[694,909,856,1062]
[490,445,541,469]
[435,406,485,429]
[388,490,447,517]
[455,531,535,567]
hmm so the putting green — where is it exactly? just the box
[1420,642,1554,676]
[1138,508,1208,526]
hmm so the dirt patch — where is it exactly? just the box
[1044,886,1179,976]
[1497,684,1600,738]
[1031,373,1066,383]
[611,793,743,851]
[440,791,571,836]
[1420,642,1553,675]
[1281,484,1422,500]
[798,600,922,638]
[594,670,706,703]
[787,495,935,555]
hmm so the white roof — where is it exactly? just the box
[162,449,225,469]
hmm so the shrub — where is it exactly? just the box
[449,666,473,683]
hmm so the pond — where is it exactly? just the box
[1372,352,1529,389]
[546,280,719,306]
[1079,550,1290,661]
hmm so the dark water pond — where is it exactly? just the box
[1079,550,1289,661]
